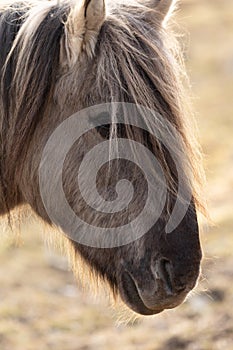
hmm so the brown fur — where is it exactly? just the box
[0,0,206,315]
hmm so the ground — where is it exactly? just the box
[0,0,233,349]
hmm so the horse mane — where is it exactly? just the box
[0,1,70,211]
[0,1,68,157]
[0,0,206,216]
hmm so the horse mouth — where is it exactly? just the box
[119,271,165,316]
[119,270,188,316]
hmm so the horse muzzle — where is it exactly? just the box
[118,257,197,316]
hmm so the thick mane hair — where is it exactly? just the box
[0,0,205,217]
[0,1,70,213]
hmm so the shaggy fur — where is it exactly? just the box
[0,0,205,315]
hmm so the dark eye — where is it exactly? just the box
[95,124,111,139]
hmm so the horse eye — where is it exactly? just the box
[95,124,111,139]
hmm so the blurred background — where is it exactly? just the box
[0,0,232,349]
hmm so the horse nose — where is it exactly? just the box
[119,258,187,315]
[138,258,177,304]
[154,258,174,296]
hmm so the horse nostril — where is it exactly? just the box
[157,258,174,295]
[119,260,189,314]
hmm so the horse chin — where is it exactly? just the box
[120,289,186,316]
[118,273,164,316]
[119,286,165,316]
[124,300,165,316]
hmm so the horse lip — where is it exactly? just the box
[119,271,165,316]
[119,269,189,315]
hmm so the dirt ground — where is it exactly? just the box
[0,0,233,349]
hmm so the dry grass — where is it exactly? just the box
[0,0,233,349]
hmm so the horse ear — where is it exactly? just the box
[63,0,105,65]
[85,0,106,32]
[149,0,177,25]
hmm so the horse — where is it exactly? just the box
[0,0,205,316]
